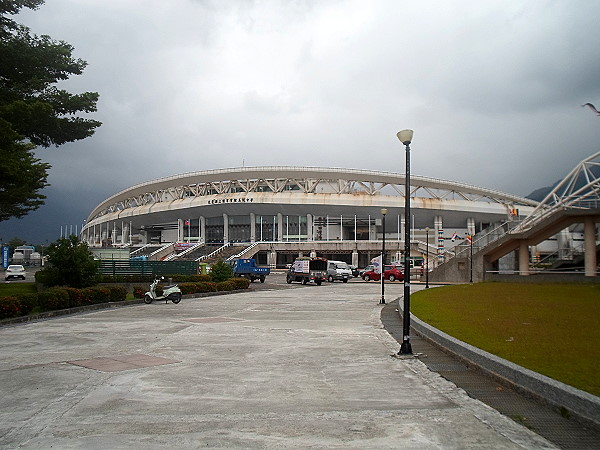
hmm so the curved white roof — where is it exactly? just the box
[86,166,537,224]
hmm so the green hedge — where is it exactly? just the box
[101,274,212,284]
[0,277,247,320]
[0,285,128,321]
[229,277,250,290]
[132,278,249,298]
[0,296,21,319]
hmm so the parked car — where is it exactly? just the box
[359,265,374,278]
[362,265,404,282]
[5,264,26,281]
[326,260,353,282]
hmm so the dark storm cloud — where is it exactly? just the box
[2,0,599,243]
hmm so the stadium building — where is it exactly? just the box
[81,167,538,269]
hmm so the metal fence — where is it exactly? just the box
[99,260,198,276]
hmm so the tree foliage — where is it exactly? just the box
[38,235,100,288]
[7,236,26,252]
[0,1,101,221]
[209,260,233,283]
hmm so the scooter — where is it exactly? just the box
[144,276,182,304]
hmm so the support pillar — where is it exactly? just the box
[434,216,443,263]
[400,214,406,241]
[557,228,572,260]
[250,213,256,242]
[307,214,313,241]
[467,217,475,236]
[200,216,206,243]
[434,216,443,232]
[395,251,403,263]
[352,250,358,267]
[121,223,129,245]
[111,223,116,244]
[519,241,530,275]
[277,213,283,241]
[584,217,597,277]
[269,249,277,268]
[223,214,229,244]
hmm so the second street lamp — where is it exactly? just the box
[380,208,388,304]
[397,129,414,355]
[425,226,430,289]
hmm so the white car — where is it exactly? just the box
[5,264,26,281]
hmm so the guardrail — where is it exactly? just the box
[164,242,204,261]
[149,243,174,261]
[197,243,232,262]
[227,242,259,261]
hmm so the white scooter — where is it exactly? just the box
[144,277,182,304]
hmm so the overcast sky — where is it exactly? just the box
[2,0,600,244]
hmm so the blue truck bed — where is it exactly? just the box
[232,259,270,283]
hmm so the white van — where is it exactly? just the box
[326,260,353,283]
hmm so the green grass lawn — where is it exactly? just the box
[0,283,38,296]
[411,283,600,396]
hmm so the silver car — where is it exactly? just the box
[5,264,26,280]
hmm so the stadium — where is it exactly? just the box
[81,166,539,270]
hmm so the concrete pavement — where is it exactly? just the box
[0,280,555,448]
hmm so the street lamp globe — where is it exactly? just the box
[397,129,413,145]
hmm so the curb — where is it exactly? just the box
[398,299,600,428]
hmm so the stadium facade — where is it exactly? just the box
[81,167,538,268]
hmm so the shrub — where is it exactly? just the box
[88,287,111,304]
[169,274,212,283]
[210,260,233,282]
[34,269,53,285]
[18,293,39,315]
[0,296,20,319]
[197,282,217,293]
[216,280,235,291]
[179,283,196,295]
[229,277,250,290]
[101,274,155,283]
[63,286,89,307]
[100,274,211,284]
[38,236,101,288]
[107,285,127,302]
[37,289,70,311]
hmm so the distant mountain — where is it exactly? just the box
[525,164,600,202]
[526,185,555,202]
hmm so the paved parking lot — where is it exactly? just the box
[0,279,555,448]
[1,265,40,283]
